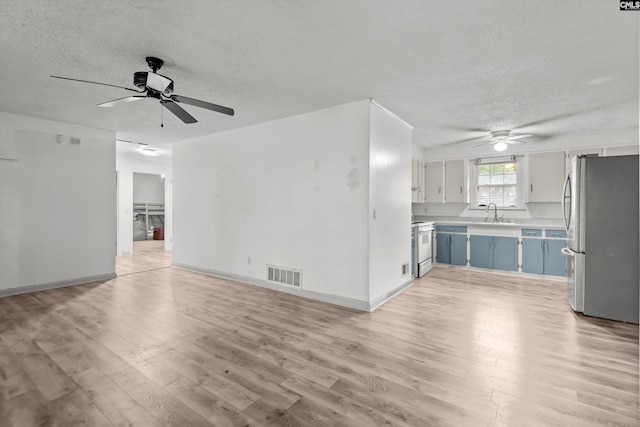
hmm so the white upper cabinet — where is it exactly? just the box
[444,159,465,203]
[528,151,565,203]
[424,161,444,203]
[411,159,425,203]
[605,145,639,156]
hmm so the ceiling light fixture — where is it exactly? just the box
[138,147,160,157]
[493,141,508,152]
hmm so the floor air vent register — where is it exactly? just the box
[267,265,302,288]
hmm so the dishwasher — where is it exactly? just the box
[415,222,434,277]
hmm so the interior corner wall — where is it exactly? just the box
[368,103,413,306]
[172,100,371,308]
[412,144,425,161]
[116,150,172,255]
[0,112,116,295]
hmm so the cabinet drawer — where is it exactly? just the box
[521,228,542,237]
[436,225,467,233]
[545,229,567,238]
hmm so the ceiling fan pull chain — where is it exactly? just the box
[161,102,164,127]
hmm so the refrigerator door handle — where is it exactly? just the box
[561,247,574,257]
[562,174,571,232]
[561,247,584,256]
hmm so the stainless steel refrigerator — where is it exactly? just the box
[561,154,639,323]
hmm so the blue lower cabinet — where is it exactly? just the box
[436,232,467,265]
[450,234,468,266]
[493,237,518,271]
[522,238,567,276]
[470,235,517,272]
[470,236,492,269]
[544,239,566,276]
[436,233,452,264]
[522,238,544,274]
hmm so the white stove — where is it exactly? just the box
[413,221,434,277]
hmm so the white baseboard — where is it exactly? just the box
[369,278,415,312]
[0,273,117,298]
[173,263,374,312]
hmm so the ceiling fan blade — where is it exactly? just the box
[50,75,140,93]
[98,95,146,107]
[515,107,607,130]
[473,142,491,148]
[442,136,486,146]
[160,100,197,124]
[171,95,235,116]
[505,140,526,145]
[507,133,533,140]
[441,125,490,133]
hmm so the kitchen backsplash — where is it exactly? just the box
[412,202,563,222]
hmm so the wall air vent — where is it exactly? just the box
[267,265,302,288]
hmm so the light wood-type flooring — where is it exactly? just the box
[0,249,638,426]
[115,240,171,276]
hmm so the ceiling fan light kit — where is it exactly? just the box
[493,141,508,152]
[51,56,234,124]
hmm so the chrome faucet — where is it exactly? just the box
[486,203,498,222]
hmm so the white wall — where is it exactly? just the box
[0,112,116,295]
[133,172,165,203]
[173,100,372,308]
[412,144,425,161]
[116,147,172,255]
[368,103,413,306]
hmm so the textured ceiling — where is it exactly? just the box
[0,0,637,150]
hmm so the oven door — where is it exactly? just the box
[417,226,433,277]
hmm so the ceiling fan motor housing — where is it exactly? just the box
[133,71,174,95]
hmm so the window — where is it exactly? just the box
[475,160,519,207]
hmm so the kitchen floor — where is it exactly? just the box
[0,265,637,426]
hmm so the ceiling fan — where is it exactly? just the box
[478,130,533,152]
[51,56,234,124]
[445,129,535,152]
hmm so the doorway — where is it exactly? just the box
[133,172,165,240]
[115,168,172,275]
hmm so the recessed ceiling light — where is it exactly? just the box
[587,76,612,86]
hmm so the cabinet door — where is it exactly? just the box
[445,159,465,203]
[451,234,467,266]
[529,152,565,202]
[417,160,426,202]
[470,235,492,269]
[436,233,451,264]
[411,159,421,203]
[522,238,544,274]
[544,239,567,276]
[493,237,518,271]
[424,161,443,203]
